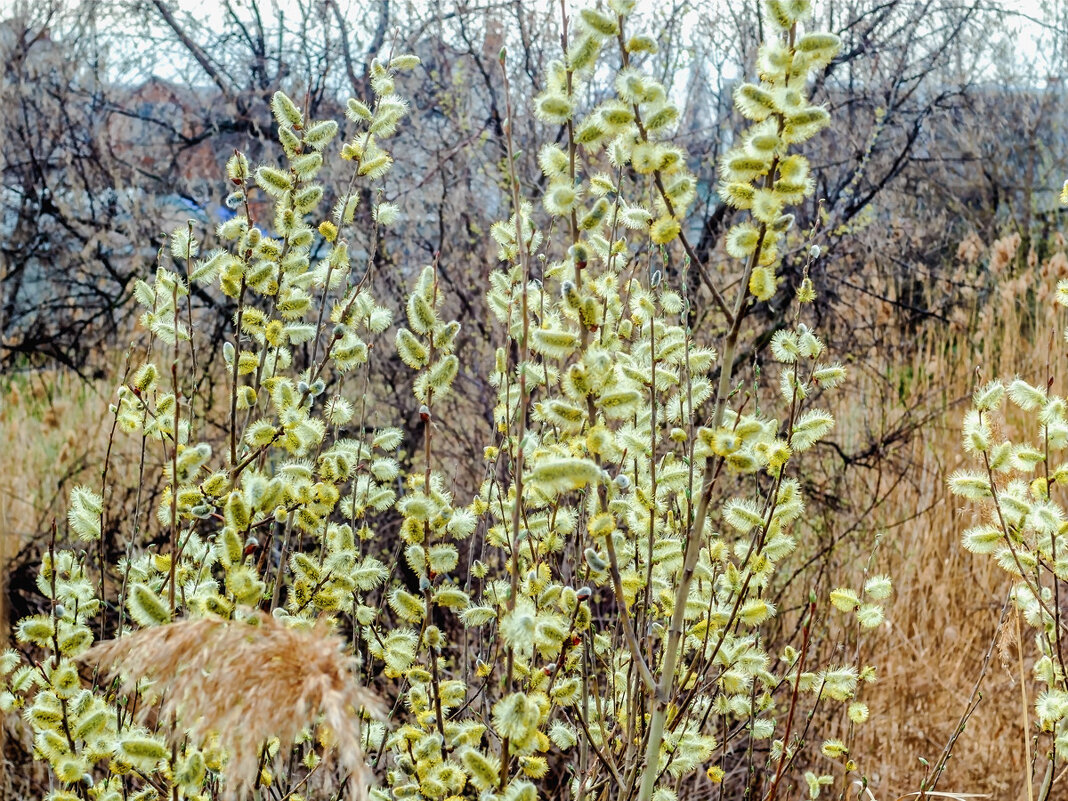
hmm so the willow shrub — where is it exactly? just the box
[3,2,888,800]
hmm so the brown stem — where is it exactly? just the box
[764,599,816,801]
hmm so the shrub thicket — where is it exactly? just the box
[1,2,891,800]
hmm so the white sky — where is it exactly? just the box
[143,0,1060,39]
[160,0,1060,63]
[0,0,1059,84]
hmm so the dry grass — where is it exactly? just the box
[85,612,385,800]
[838,233,1064,799]
[853,414,1022,798]
[0,370,112,560]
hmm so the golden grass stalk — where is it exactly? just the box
[84,612,384,799]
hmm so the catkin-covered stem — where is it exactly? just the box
[638,24,795,798]
[499,48,531,790]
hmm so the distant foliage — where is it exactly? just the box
[1,2,889,801]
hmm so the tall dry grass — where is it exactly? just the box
[0,371,110,547]
[841,232,1068,798]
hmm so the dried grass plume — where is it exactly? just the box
[84,612,384,799]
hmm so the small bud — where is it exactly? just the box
[419,404,431,422]
[319,220,338,242]
[576,587,592,602]
[544,662,556,674]
[226,151,250,183]
[583,547,608,571]
[561,280,581,311]
[796,276,817,303]
[569,242,590,267]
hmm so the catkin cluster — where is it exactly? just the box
[364,3,883,801]
[2,2,889,801]
[4,53,419,801]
